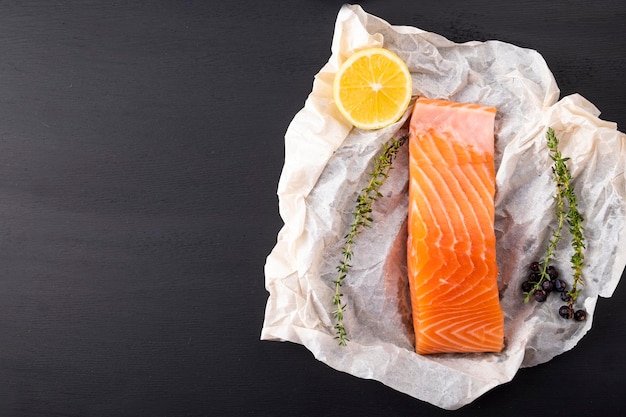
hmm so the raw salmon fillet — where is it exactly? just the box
[407,98,504,354]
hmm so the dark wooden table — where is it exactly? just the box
[1,1,624,416]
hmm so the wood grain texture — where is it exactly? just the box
[0,1,624,416]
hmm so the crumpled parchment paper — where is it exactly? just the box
[261,4,626,410]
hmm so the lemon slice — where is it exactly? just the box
[333,47,412,130]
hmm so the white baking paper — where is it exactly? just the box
[261,4,626,410]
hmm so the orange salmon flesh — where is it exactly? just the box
[407,98,504,355]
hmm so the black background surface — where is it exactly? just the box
[0,1,625,416]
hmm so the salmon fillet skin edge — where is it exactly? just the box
[407,98,504,355]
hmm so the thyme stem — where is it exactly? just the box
[333,134,408,345]
[523,129,568,302]
[524,182,566,302]
[524,128,585,306]
[547,128,586,306]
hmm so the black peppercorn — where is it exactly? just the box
[521,280,534,293]
[574,309,587,321]
[533,289,548,302]
[541,279,554,292]
[529,262,540,272]
[547,265,559,280]
[553,278,567,292]
[558,305,573,319]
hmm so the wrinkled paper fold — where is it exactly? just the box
[261,4,626,410]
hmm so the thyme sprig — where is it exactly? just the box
[523,129,568,302]
[545,127,586,308]
[523,128,585,308]
[332,134,408,345]
[523,181,566,302]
